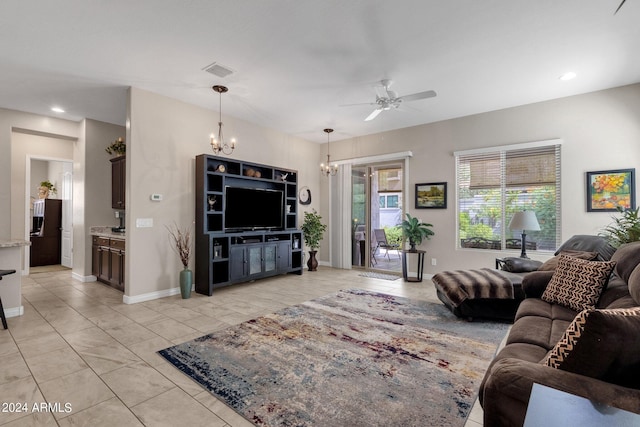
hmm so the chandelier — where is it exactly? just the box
[320,128,338,176]
[210,85,237,155]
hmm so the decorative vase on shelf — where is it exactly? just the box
[179,268,192,299]
[307,250,319,272]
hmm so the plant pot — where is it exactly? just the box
[409,240,417,252]
[179,268,192,299]
[307,250,319,271]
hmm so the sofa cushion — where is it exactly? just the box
[538,250,599,271]
[554,235,616,261]
[542,307,640,388]
[630,264,640,305]
[499,257,542,273]
[610,241,640,283]
[541,255,616,312]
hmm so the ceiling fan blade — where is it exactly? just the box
[365,109,383,121]
[398,90,437,103]
[339,102,377,107]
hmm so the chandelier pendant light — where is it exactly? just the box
[320,128,338,176]
[210,85,237,155]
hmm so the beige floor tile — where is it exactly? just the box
[1,411,58,426]
[111,304,167,324]
[61,326,118,351]
[185,314,232,334]
[57,397,143,427]
[0,331,19,356]
[7,319,57,343]
[100,362,175,407]
[194,391,255,427]
[25,346,89,383]
[38,367,114,420]
[0,376,47,425]
[105,322,159,346]
[161,304,203,322]
[144,318,199,341]
[126,335,176,367]
[15,331,69,359]
[78,342,142,375]
[132,387,227,427]
[48,315,96,335]
[468,398,484,423]
[88,310,135,330]
[0,351,32,385]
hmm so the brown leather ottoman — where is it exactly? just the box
[432,268,527,321]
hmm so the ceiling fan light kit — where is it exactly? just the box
[210,85,237,155]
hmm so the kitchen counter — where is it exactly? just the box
[0,239,31,248]
[0,240,29,321]
[90,226,126,239]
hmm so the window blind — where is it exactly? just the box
[456,143,561,252]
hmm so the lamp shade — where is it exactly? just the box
[508,211,540,231]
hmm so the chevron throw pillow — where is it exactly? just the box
[541,255,616,312]
[543,307,640,387]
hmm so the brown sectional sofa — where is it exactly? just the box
[479,240,640,426]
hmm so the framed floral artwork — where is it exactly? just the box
[586,169,635,212]
[415,182,447,209]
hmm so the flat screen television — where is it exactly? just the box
[224,186,284,231]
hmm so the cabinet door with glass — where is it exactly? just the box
[248,245,263,276]
[263,244,277,273]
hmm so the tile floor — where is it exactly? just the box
[1,267,490,426]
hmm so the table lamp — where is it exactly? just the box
[508,211,540,258]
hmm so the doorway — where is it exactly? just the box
[351,162,404,272]
[27,158,73,270]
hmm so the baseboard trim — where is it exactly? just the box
[123,287,181,304]
[73,272,96,282]
[4,305,24,319]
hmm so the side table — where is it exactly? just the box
[401,250,426,282]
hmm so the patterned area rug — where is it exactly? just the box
[358,272,400,280]
[159,289,508,427]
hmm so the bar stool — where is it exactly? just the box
[0,269,16,329]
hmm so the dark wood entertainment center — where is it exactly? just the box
[195,154,303,295]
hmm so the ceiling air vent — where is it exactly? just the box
[203,62,234,78]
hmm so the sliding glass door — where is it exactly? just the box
[351,162,404,272]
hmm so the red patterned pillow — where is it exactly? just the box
[543,307,640,387]
[541,255,616,312]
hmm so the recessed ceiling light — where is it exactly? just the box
[51,106,65,113]
[559,72,577,81]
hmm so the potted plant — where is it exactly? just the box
[106,137,126,156]
[301,209,327,271]
[400,213,434,251]
[38,180,57,199]
[167,223,193,298]
[599,207,640,248]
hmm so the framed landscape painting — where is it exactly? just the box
[415,182,447,209]
[586,168,635,212]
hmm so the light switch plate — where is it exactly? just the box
[136,218,153,228]
[150,194,163,201]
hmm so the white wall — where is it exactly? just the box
[125,87,321,300]
[326,84,640,274]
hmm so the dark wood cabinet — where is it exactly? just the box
[30,199,63,267]
[195,155,303,296]
[111,155,125,209]
[92,235,125,291]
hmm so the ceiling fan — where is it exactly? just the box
[344,79,437,121]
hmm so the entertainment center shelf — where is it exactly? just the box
[195,154,303,295]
